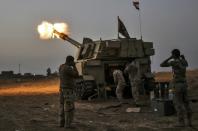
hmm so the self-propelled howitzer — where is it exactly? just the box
[55,30,155,99]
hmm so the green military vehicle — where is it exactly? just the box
[55,30,155,100]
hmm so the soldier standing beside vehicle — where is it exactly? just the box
[124,61,141,106]
[59,55,79,128]
[160,49,192,127]
[113,68,126,103]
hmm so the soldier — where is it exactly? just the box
[59,55,79,128]
[160,49,192,127]
[124,61,141,106]
[113,69,126,103]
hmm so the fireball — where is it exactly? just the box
[37,21,69,39]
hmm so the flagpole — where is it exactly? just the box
[138,9,142,40]
[117,28,119,39]
[117,16,119,39]
[133,0,142,40]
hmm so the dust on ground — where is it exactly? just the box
[0,72,198,131]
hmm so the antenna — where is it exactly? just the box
[19,64,21,74]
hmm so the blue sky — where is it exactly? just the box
[0,0,197,74]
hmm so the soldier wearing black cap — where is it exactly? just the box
[59,55,79,128]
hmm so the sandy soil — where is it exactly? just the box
[0,74,198,131]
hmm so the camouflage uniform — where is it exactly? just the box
[113,70,126,102]
[124,62,141,103]
[161,57,192,126]
[59,63,79,128]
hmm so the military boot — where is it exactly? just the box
[187,113,192,127]
[174,122,185,127]
[187,119,192,127]
[174,119,185,127]
[65,111,74,128]
[59,120,65,127]
[59,116,65,127]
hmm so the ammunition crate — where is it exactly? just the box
[151,98,176,116]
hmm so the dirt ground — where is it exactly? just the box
[0,75,198,131]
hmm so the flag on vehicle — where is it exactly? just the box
[118,16,130,38]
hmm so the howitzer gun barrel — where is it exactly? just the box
[53,30,81,48]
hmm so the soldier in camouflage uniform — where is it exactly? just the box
[113,69,126,103]
[124,61,142,106]
[59,55,79,128]
[160,49,192,127]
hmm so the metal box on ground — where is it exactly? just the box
[151,98,176,116]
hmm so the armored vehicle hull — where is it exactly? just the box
[73,37,155,99]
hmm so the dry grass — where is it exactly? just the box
[155,69,198,81]
[0,69,198,96]
[155,69,198,93]
[154,72,172,82]
[0,79,59,96]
